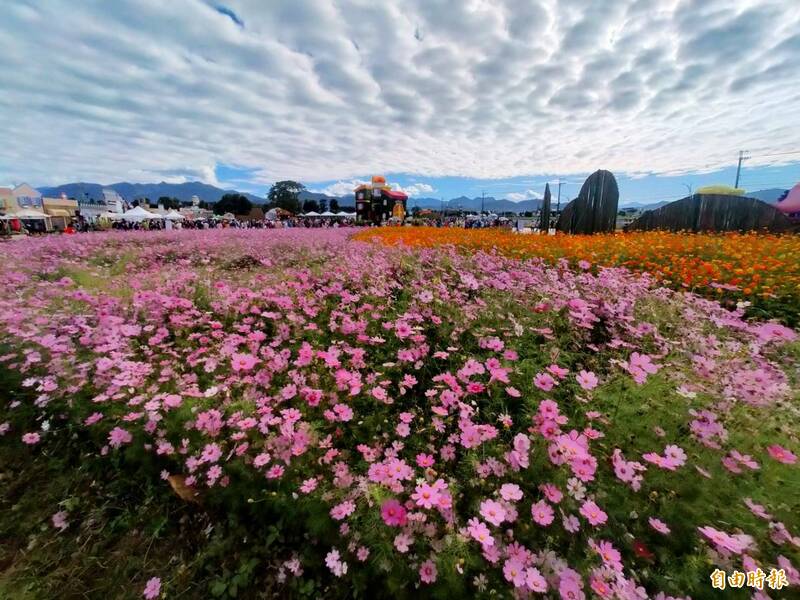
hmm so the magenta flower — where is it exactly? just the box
[579,500,608,526]
[648,517,671,535]
[499,483,523,502]
[479,499,506,527]
[531,500,554,526]
[142,577,161,599]
[576,369,598,390]
[108,427,132,448]
[230,352,258,372]
[767,444,797,465]
[411,482,440,509]
[51,510,69,531]
[380,498,407,527]
[419,560,437,584]
[21,432,41,445]
[533,372,556,391]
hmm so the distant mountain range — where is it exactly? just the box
[745,188,789,203]
[38,181,263,204]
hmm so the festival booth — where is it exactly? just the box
[14,208,53,233]
[121,206,161,222]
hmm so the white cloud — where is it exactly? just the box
[505,190,543,202]
[394,182,435,197]
[311,179,368,197]
[0,0,799,186]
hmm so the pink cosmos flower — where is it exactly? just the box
[419,560,437,584]
[380,498,407,527]
[143,577,161,599]
[767,444,797,465]
[479,499,506,527]
[412,482,441,509]
[499,483,523,502]
[526,567,547,592]
[299,478,318,493]
[108,427,132,448]
[531,500,554,526]
[558,570,585,600]
[394,532,412,553]
[416,453,435,468]
[743,497,772,520]
[580,500,608,526]
[503,557,527,588]
[467,518,494,546]
[22,432,41,445]
[534,372,556,391]
[52,510,69,531]
[576,370,598,390]
[540,483,563,503]
[648,517,670,534]
[230,352,258,372]
[330,500,356,520]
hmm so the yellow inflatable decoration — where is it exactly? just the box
[695,185,745,196]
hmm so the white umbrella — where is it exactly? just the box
[164,210,185,220]
[122,206,160,221]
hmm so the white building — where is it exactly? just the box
[78,188,126,221]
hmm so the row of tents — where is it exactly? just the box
[300,211,356,218]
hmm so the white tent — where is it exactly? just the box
[14,208,50,219]
[303,211,320,217]
[122,206,160,221]
[164,210,185,220]
[98,211,121,220]
[336,211,356,219]
[320,211,336,217]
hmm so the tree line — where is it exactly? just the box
[130,181,352,216]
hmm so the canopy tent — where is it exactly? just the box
[303,211,320,217]
[121,206,160,221]
[164,210,185,220]
[14,208,51,219]
[776,183,800,214]
[98,211,122,220]
[320,211,337,217]
[335,211,356,218]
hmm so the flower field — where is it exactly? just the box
[354,228,800,326]
[1,229,799,599]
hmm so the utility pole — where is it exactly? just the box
[556,180,563,214]
[683,184,692,197]
[734,150,750,188]
[481,190,485,214]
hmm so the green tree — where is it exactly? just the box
[318,198,328,213]
[158,196,182,209]
[302,199,320,213]
[329,198,339,212]
[267,181,304,214]
[214,193,252,216]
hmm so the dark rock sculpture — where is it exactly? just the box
[539,183,551,231]
[625,194,795,233]
[556,170,619,234]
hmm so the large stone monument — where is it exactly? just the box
[556,170,619,234]
[539,183,551,232]
[626,194,795,232]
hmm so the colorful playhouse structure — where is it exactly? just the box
[354,176,407,224]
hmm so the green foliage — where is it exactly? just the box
[214,194,253,216]
[267,181,305,214]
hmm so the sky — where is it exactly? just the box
[1,0,799,204]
